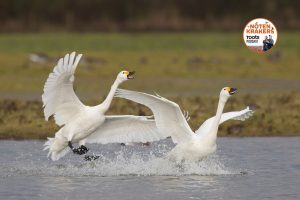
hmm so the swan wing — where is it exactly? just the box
[42,52,85,126]
[195,106,254,137]
[86,115,167,144]
[115,89,194,143]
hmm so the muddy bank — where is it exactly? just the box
[0,92,299,139]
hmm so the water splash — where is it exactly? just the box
[2,141,236,177]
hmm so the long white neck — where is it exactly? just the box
[98,78,122,113]
[206,96,227,145]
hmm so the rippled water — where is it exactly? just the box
[1,138,300,200]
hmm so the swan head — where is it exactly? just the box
[220,87,237,99]
[117,70,135,82]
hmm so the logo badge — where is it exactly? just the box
[243,18,278,53]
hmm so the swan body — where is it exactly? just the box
[42,52,138,160]
[115,88,254,161]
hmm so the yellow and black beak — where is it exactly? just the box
[228,87,237,95]
[126,71,135,79]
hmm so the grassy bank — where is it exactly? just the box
[0,92,299,140]
[0,32,299,138]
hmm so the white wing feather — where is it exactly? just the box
[86,115,166,144]
[115,89,195,143]
[195,106,254,137]
[42,52,85,126]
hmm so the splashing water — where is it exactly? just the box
[2,140,236,177]
[2,138,300,200]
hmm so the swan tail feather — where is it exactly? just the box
[43,137,70,161]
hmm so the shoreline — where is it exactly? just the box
[1,135,300,141]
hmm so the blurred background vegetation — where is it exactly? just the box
[0,0,299,139]
[0,0,299,31]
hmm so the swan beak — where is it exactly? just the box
[229,88,237,95]
[127,71,135,79]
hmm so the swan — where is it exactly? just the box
[114,88,254,161]
[42,52,139,161]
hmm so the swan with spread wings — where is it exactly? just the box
[43,52,165,161]
[114,88,254,161]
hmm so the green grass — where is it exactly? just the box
[0,32,299,138]
[0,32,299,96]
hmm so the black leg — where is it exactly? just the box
[68,141,74,150]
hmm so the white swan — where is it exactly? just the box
[114,88,254,161]
[42,52,140,161]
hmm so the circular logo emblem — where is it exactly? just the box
[243,18,277,53]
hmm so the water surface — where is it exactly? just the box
[1,138,300,200]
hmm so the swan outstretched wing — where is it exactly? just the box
[42,52,85,126]
[115,89,195,143]
[195,106,254,137]
[86,115,166,144]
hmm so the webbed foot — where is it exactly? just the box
[68,142,89,155]
[73,145,89,155]
[84,155,100,161]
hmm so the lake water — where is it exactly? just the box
[1,138,300,200]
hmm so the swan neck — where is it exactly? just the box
[208,97,227,142]
[99,79,121,113]
[215,98,226,123]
